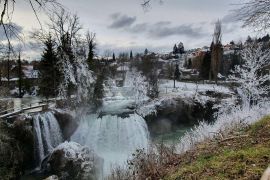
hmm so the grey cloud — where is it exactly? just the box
[129,23,149,33]
[153,21,171,26]
[148,24,205,38]
[108,12,206,39]
[109,13,136,29]
[111,12,121,19]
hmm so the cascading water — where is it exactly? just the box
[72,69,150,177]
[33,112,63,168]
[72,113,150,176]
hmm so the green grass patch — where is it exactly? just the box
[166,116,270,180]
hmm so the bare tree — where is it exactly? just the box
[48,8,82,47]
[237,0,270,31]
[86,31,96,64]
[0,0,61,47]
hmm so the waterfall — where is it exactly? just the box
[33,112,63,168]
[71,113,150,176]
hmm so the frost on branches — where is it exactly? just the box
[57,46,94,103]
[229,43,270,108]
[176,43,270,153]
[125,68,149,106]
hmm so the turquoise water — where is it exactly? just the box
[152,125,192,145]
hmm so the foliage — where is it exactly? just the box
[38,34,59,98]
[199,51,211,79]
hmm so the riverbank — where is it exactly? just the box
[166,115,270,179]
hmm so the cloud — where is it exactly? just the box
[108,13,207,39]
[220,13,242,34]
[129,23,149,33]
[0,23,23,41]
[109,13,136,29]
[148,23,205,38]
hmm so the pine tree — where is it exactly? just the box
[173,44,178,54]
[87,32,96,71]
[38,34,59,98]
[246,36,253,44]
[113,53,116,61]
[178,42,185,54]
[144,48,148,55]
[130,50,133,60]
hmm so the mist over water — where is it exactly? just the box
[71,113,150,176]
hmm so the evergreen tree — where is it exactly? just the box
[38,35,59,98]
[113,53,116,61]
[246,35,253,44]
[199,51,211,79]
[144,48,148,55]
[173,44,178,54]
[178,42,185,54]
[86,32,96,71]
[130,50,133,60]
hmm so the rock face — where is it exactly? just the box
[145,97,215,135]
[45,141,103,180]
[53,110,78,141]
[0,116,34,180]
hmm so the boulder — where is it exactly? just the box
[45,141,103,180]
[53,110,78,140]
[145,97,215,135]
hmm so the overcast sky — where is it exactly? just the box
[9,0,257,59]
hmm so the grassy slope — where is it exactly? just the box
[166,116,270,180]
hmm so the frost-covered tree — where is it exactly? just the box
[237,0,270,31]
[125,68,148,107]
[229,43,270,108]
[42,8,94,103]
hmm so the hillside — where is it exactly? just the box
[166,116,270,180]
